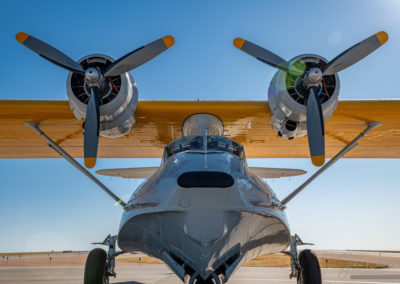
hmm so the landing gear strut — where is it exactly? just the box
[84,234,123,284]
[186,272,224,284]
[286,234,321,284]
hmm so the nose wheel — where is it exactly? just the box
[285,234,321,284]
[186,272,224,284]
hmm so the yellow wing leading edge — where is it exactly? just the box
[0,99,399,159]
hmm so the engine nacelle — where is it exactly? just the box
[268,54,340,139]
[66,54,138,138]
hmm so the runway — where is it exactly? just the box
[0,265,399,284]
[315,251,400,269]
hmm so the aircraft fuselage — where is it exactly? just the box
[117,135,290,282]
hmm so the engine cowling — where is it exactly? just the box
[66,54,138,138]
[268,54,340,139]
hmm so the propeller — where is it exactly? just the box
[233,38,305,75]
[16,32,175,168]
[233,31,388,166]
[103,36,174,76]
[322,32,388,75]
[84,86,100,168]
[306,87,325,166]
[16,32,85,73]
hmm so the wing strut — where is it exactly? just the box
[281,122,382,206]
[24,122,127,208]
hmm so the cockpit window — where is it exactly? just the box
[163,135,244,161]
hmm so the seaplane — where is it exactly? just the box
[1,30,398,283]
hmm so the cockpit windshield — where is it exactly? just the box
[163,135,244,161]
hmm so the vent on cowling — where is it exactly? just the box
[285,57,336,105]
[70,56,121,105]
[178,171,234,188]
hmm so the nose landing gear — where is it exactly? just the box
[286,234,321,284]
[186,272,224,284]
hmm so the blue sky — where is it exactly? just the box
[0,0,399,252]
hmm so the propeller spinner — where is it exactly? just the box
[16,32,175,168]
[234,31,388,166]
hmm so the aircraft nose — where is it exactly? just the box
[182,211,230,277]
[184,211,228,248]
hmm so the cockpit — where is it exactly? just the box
[162,135,244,162]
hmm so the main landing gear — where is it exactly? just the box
[286,234,321,284]
[84,235,122,284]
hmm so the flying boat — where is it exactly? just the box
[1,30,399,284]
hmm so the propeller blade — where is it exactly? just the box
[84,87,100,168]
[233,37,305,75]
[306,87,325,166]
[322,31,388,75]
[103,36,175,77]
[15,32,84,74]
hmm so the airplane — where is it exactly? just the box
[1,30,398,284]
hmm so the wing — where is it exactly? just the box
[0,99,399,159]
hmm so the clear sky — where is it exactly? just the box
[0,0,399,252]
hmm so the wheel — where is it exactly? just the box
[298,249,321,284]
[188,272,222,284]
[192,278,218,284]
[84,248,108,284]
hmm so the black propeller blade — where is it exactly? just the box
[233,37,305,75]
[16,32,85,74]
[323,31,388,75]
[103,36,174,77]
[84,86,100,168]
[306,87,325,167]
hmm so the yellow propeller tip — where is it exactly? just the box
[233,37,245,49]
[162,36,175,48]
[16,32,29,43]
[311,155,325,167]
[376,31,388,45]
[84,157,96,168]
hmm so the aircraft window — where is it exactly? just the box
[165,136,204,158]
[177,171,234,188]
[164,135,244,160]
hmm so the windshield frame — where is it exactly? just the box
[162,135,245,163]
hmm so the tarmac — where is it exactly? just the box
[315,250,400,269]
[0,265,400,284]
[0,251,399,284]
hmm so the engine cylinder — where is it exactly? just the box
[268,54,340,139]
[66,54,138,138]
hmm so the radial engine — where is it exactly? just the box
[268,55,340,139]
[67,54,138,138]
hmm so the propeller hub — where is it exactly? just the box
[85,67,102,86]
[306,67,322,84]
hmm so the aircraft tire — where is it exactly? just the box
[298,249,321,284]
[188,272,222,284]
[84,248,108,284]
